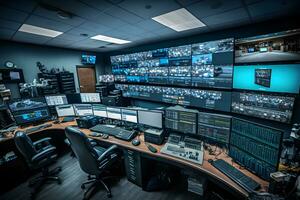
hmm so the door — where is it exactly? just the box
[76,66,96,93]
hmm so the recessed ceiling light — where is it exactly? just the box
[18,24,63,37]
[152,8,206,32]
[91,35,131,44]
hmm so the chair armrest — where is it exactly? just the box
[33,137,52,146]
[31,146,56,163]
[97,145,118,162]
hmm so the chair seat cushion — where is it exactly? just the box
[94,146,107,157]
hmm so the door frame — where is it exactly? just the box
[76,65,97,93]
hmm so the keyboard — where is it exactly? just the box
[61,116,75,123]
[90,124,136,141]
[211,159,260,192]
[25,124,53,134]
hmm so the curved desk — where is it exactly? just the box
[2,120,269,198]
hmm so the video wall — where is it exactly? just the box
[111,29,300,124]
[111,38,234,89]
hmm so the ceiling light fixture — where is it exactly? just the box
[91,35,131,44]
[18,24,63,37]
[152,8,206,32]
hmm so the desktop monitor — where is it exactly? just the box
[121,108,138,123]
[45,94,68,106]
[12,107,50,125]
[8,97,47,113]
[80,93,101,103]
[138,110,163,129]
[73,104,93,116]
[66,94,81,104]
[106,107,122,120]
[55,104,75,117]
[8,97,50,125]
[92,104,107,118]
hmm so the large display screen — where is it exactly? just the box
[233,64,300,94]
[111,38,234,89]
[231,92,295,123]
[235,29,300,63]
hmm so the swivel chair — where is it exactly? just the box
[14,131,62,198]
[65,126,120,199]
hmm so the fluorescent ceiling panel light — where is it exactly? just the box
[91,35,131,44]
[18,24,63,37]
[152,8,206,32]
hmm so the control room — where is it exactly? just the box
[0,0,299,200]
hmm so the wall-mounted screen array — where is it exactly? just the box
[235,29,300,64]
[115,84,231,112]
[111,38,234,89]
[233,64,300,94]
[231,92,295,123]
[8,97,50,125]
[198,112,231,144]
[229,118,283,180]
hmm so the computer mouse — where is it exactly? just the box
[132,139,140,146]
[102,134,109,139]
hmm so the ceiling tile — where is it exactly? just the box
[79,0,114,12]
[13,32,51,44]
[71,39,109,48]
[187,0,243,19]
[115,24,148,36]
[45,37,75,46]
[55,33,86,41]
[104,5,144,24]
[176,0,203,6]
[41,0,102,20]
[0,19,21,30]
[25,15,73,32]
[33,6,85,26]
[0,6,29,22]
[118,0,181,19]
[201,8,249,26]
[0,28,15,39]
[0,0,37,12]
[90,12,128,29]
[65,27,97,38]
[76,21,111,35]
[136,19,166,31]
[247,0,300,19]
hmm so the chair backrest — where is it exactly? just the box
[65,126,101,175]
[14,131,37,167]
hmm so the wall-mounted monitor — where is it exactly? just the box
[82,55,96,64]
[233,64,300,94]
[235,29,300,63]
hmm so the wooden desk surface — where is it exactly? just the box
[2,120,269,198]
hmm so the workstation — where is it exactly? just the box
[0,1,300,200]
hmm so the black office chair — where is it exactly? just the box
[14,131,62,198]
[65,126,120,199]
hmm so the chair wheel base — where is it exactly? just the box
[107,193,112,198]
